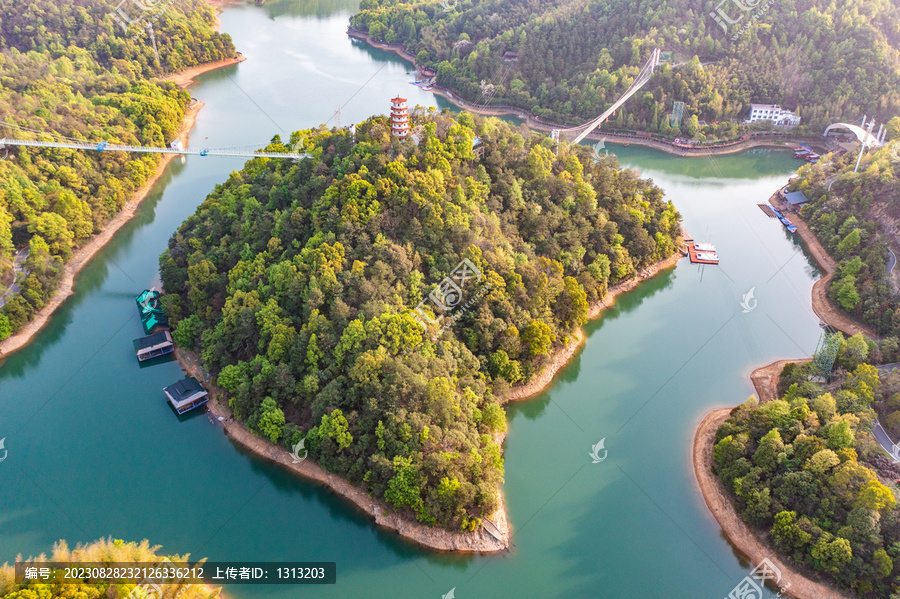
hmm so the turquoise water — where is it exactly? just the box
[0,2,822,597]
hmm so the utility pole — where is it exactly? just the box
[854,119,875,173]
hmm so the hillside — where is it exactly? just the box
[713,358,900,597]
[790,137,900,342]
[350,0,900,138]
[0,0,235,340]
[159,111,682,531]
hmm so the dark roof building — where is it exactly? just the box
[784,190,810,206]
[133,330,174,362]
[163,377,209,414]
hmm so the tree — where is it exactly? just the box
[482,403,507,432]
[874,548,893,578]
[857,480,897,513]
[810,536,852,574]
[805,449,840,475]
[217,363,246,393]
[825,419,855,450]
[172,314,201,349]
[319,409,353,450]
[836,229,861,256]
[0,313,11,341]
[521,320,555,356]
[258,397,285,443]
[835,275,861,310]
[385,455,424,513]
[753,428,784,471]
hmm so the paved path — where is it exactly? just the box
[888,248,896,275]
[0,248,29,308]
[873,421,900,462]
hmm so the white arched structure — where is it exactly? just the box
[823,123,883,148]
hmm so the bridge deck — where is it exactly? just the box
[0,138,307,159]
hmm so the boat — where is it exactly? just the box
[777,215,797,234]
[163,377,209,415]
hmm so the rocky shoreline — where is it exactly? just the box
[173,244,687,553]
[176,348,511,553]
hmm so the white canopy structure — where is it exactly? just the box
[823,122,883,148]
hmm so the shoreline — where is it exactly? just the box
[347,28,832,157]
[506,246,686,402]
[692,188,876,598]
[176,348,511,553]
[693,408,854,599]
[173,245,687,552]
[0,55,244,360]
[767,191,878,339]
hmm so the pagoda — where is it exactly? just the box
[390,96,409,138]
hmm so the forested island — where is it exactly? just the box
[350,0,900,138]
[159,111,682,533]
[0,0,236,342]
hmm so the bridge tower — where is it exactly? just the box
[812,332,841,379]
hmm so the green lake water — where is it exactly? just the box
[0,1,825,597]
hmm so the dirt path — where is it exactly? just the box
[769,193,878,339]
[693,409,855,599]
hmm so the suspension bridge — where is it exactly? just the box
[0,122,308,160]
[552,48,661,145]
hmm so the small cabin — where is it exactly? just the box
[163,377,209,414]
[133,330,174,362]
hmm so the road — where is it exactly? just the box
[0,248,29,308]
[888,248,897,275]
[873,420,900,462]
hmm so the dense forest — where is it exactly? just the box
[0,0,235,341]
[715,349,900,597]
[350,0,900,138]
[790,127,900,340]
[0,538,218,598]
[159,111,682,531]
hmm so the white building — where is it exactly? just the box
[747,104,801,127]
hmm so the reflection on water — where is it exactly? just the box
[0,2,812,598]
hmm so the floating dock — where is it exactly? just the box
[757,203,777,218]
[133,330,174,362]
[684,236,719,264]
[163,377,209,415]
